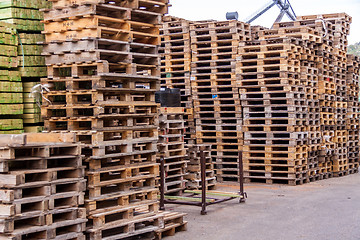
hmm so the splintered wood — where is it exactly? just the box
[0,133,86,240]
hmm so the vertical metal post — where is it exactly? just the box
[159,156,165,210]
[239,151,246,203]
[200,150,207,215]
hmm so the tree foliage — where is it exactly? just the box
[348,42,360,56]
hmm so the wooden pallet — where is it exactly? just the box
[155,211,187,240]
[0,133,86,240]
[157,107,187,195]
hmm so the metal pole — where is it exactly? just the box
[239,151,247,203]
[159,156,165,210]
[200,150,207,215]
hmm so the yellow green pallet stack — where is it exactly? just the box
[0,22,23,134]
[0,0,49,132]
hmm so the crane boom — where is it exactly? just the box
[245,1,277,23]
[226,0,296,24]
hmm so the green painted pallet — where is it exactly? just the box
[0,104,23,115]
[0,56,18,68]
[0,45,17,57]
[1,19,43,31]
[24,125,43,133]
[0,81,22,92]
[18,33,44,44]
[18,66,46,77]
[0,70,21,81]
[0,92,23,103]
[0,21,16,34]
[18,45,43,56]
[18,55,45,66]
[0,7,43,20]
[0,0,51,10]
[0,118,23,130]
[24,105,41,114]
[0,129,24,134]
[23,113,42,124]
[0,32,18,46]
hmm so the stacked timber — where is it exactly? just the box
[42,0,170,239]
[346,55,360,173]
[185,144,216,189]
[158,107,188,195]
[238,37,312,185]
[160,16,195,145]
[239,12,358,185]
[190,20,251,182]
[0,133,86,239]
[0,22,23,134]
[0,0,48,132]
[20,32,46,132]
[269,21,325,182]
[295,13,354,177]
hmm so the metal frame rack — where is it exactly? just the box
[159,151,247,215]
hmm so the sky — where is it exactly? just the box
[169,0,360,44]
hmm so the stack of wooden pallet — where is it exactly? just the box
[155,211,187,240]
[239,37,311,185]
[0,133,86,240]
[41,0,171,238]
[20,32,46,132]
[160,16,195,145]
[0,22,23,134]
[295,13,355,177]
[158,107,188,195]
[0,0,48,132]
[190,20,251,182]
[239,12,358,185]
[185,144,216,189]
[346,55,360,172]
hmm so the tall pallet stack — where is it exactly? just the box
[0,133,86,240]
[0,22,22,134]
[158,107,188,195]
[0,0,48,132]
[346,55,360,172]
[160,16,195,145]
[295,13,354,177]
[190,20,251,182]
[239,36,314,185]
[239,12,358,185]
[270,21,326,181]
[41,0,169,238]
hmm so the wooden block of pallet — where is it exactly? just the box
[0,119,22,131]
[17,66,46,77]
[2,19,43,32]
[155,211,187,240]
[0,7,43,20]
[48,0,170,14]
[0,0,50,9]
[0,134,86,239]
[0,104,23,115]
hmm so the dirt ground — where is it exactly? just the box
[166,173,360,240]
